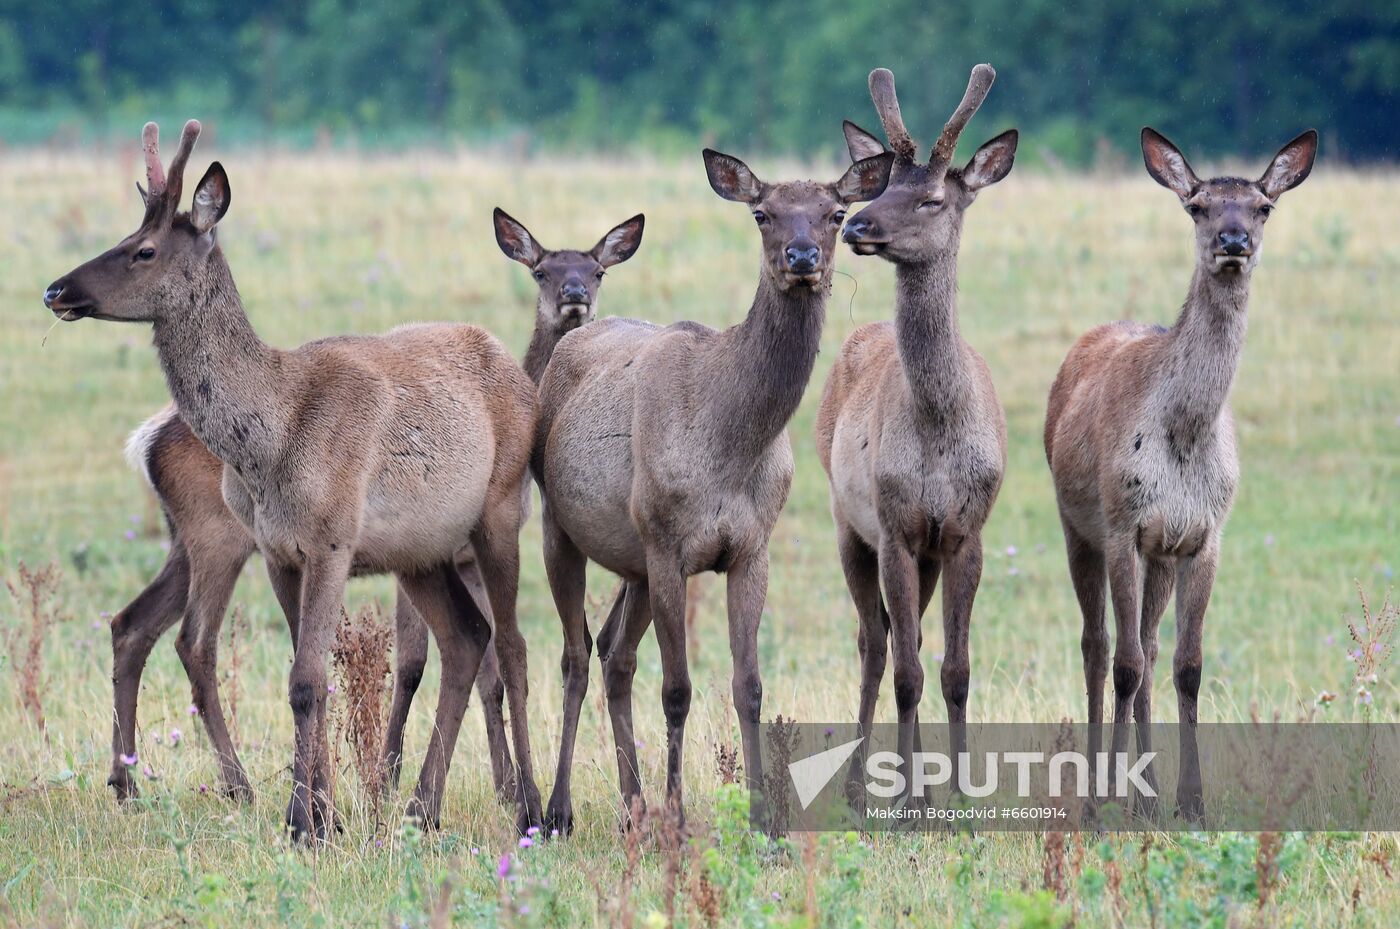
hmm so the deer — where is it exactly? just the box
[1044,127,1317,819]
[44,120,542,842]
[816,65,1017,800]
[102,206,643,812]
[532,146,893,832]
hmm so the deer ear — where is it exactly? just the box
[962,129,1018,191]
[592,214,645,268]
[190,162,230,234]
[1141,128,1199,199]
[1259,129,1318,200]
[835,151,894,204]
[703,149,764,203]
[493,208,544,266]
[843,120,886,162]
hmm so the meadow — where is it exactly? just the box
[0,146,1397,927]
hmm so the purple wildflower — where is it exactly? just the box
[518,836,533,849]
[497,855,511,879]
[120,753,138,766]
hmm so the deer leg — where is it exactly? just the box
[283,548,351,844]
[595,581,630,664]
[471,507,543,834]
[647,556,692,825]
[1062,524,1108,772]
[1105,536,1144,803]
[726,549,768,826]
[1131,557,1175,820]
[542,513,595,836]
[940,535,982,794]
[382,587,428,792]
[173,536,256,802]
[1173,544,1216,823]
[109,541,191,802]
[602,581,652,827]
[458,555,515,805]
[914,557,941,760]
[398,564,491,830]
[837,523,885,800]
[265,560,303,646]
[878,536,922,803]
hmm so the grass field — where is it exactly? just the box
[0,147,1397,927]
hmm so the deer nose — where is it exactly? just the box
[842,218,876,243]
[560,282,589,303]
[1218,229,1250,255]
[785,244,821,274]
[43,281,65,307]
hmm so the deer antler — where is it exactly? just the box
[868,69,917,163]
[929,64,996,174]
[140,119,202,215]
[142,122,166,197]
[163,119,203,208]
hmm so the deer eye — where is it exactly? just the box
[136,246,156,261]
[752,210,768,226]
[918,196,944,211]
[831,210,847,226]
[595,270,605,280]
[1258,204,1274,218]
[532,269,546,282]
[1186,203,1205,218]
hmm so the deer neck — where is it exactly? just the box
[894,246,968,423]
[150,250,286,478]
[1159,267,1251,449]
[704,271,826,466]
[522,309,574,384]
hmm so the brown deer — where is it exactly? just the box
[102,207,643,811]
[44,120,541,841]
[534,147,893,831]
[1044,127,1317,818]
[816,65,1017,796]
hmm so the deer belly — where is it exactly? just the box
[829,418,882,546]
[543,418,645,578]
[357,486,489,571]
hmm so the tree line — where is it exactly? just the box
[1,0,1395,164]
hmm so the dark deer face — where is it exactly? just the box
[494,209,644,331]
[1142,127,1317,277]
[840,66,1016,263]
[703,148,893,291]
[44,121,230,324]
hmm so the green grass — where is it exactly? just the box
[0,149,1397,927]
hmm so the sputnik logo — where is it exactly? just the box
[787,737,864,810]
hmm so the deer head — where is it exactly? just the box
[703,148,893,291]
[841,66,1017,260]
[44,120,231,323]
[493,208,645,331]
[1141,127,1317,277]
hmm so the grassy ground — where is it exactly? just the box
[0,148,1397,927]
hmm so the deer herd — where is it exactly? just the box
[40,64,1317,842]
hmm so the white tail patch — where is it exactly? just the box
[124,407,176,489]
